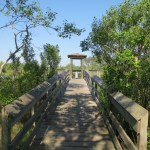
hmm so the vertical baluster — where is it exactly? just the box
[2,108,11,150]
[31,107,35,127]
[59,79,62,98]
[95,83,98,98]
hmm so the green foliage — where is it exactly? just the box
[63,63,80,70]
[81,0,150,59]
[84,56,102,70]
[1,0,84,37]
[0,78,20,105]
[0,60,47,106]
[0,45,60,107]
[81,0,150,109]
[41,44,61,77]
[103,49,137,95]
[148,128,150,149]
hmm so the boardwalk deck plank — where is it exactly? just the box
[30,79,115,150]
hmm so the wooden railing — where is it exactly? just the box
[2,71,69,150]
[84,70,148,150]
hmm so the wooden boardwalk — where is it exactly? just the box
[30,79,115,150]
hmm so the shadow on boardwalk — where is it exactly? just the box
[30,79,115,150]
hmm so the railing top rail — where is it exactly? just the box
[111,92,148,122]
[3,71,69,120]
[92,75,104,87]
[2,71,70,150]
[91,74,148,122]
[83,70,148,150]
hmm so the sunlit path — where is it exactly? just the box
[29,79,115,150]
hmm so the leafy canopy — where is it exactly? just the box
[80,0,150,108]
[41,44,61,77]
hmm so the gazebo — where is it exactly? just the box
[68,53,87,79]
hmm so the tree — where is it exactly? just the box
[84,56,102,70]
[0,0,85,74]
[80,0,150,108]
[81,0,150,62]
[41,44,61,77]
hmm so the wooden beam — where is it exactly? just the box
[70,58,73,79]
[137,112,148,150]
[81,59,83,78]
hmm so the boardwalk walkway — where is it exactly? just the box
[30,79,115,150]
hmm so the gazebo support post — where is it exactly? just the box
[70,58,73,79]
[81,59,83,79]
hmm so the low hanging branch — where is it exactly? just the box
[0,0,84,74]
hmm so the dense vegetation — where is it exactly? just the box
[0,54,100,106]
[81,0,150,109]
[0,44,61,106]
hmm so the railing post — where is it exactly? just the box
[83,70,84,79]
[91,79,94,96]
[95,83,98,98]
[137,113,148,150]
[81,59,83,78]
[70,58,73,79]
[59,79,62,98]
[59,79,62,87]
[2,108,11,150]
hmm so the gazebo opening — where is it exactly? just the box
[68,53,87,79]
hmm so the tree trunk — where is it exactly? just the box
[0,62,7,75]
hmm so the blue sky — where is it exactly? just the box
[0,0,123,66]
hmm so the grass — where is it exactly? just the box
[0,116,34,149]
[147,128,150,149]
[0,127,1,150]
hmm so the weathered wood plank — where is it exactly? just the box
[137,112,148,150]
[10,93,51,148]
[102,114,123,150]
[93,96,122,150]
[7,79,57,127]
[110,92,148,126]
[5,71,69,120]
[30,79,115,150]
[109,111,137,150]
[2,108,11,150]
[2,71,69,150]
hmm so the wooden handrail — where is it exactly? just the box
[2,71,69,150]
[83,70,148,150]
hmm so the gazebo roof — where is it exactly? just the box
[68,53,87,59]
